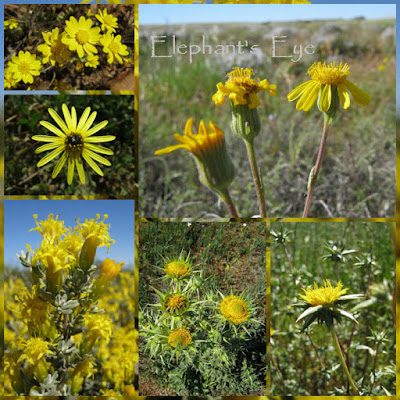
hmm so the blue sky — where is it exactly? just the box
[4,200,135,268]
[139,4,396,25]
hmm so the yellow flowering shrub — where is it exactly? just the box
[4,214,137,395]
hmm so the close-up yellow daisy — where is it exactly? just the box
[220,295,250,324]
[62,16,101,58]
[155,117,237,216]
[168,328,192,348]
[165,261,191,278]
[95,8,119,33]
[212,67,277,109]
[287,61,371,112]
[296,279,363,327]
[38,28,71,67]
[299,279,348,306]
[155,118,226,157]
[165,293,188,314]
[100,33,129,64]
[32,104,115,185]
[7,50,41,84]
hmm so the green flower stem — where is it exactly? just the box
[220,189,239,218]
[302,115,329,218]
[330,324,359,395]
[244,139,267,218]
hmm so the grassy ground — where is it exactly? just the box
[4,94,136,196]
[270,222,395,395]
[139,221,266,395]
[139,18,395,218]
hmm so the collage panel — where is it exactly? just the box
[1,0,398,398]
[4,4,134,91]
[139,3,395,219]
[4,94,135,196]
[139,221,267,396]
[270,221,396,396]
[3,199,137,396]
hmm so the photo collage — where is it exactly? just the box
[1,0,397,398]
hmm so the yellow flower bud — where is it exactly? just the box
[155,118,235,201]
[100,258,123,281]
[91,258,125,301]
[124,385,137,396]
[79,236,99,272]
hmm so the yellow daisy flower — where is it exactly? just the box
[155,118,235,199]
[32,104,115,185]
[168,328,192,348]
[165,261,190,278]
[83,313,113,343]
[28,241,74,273]
[7,50,41,84]
[29,213,67,243]
[77,214,115,250]
[100,33,129,64]
[165,293,187,313]
[212,67,277,109]
[62,16,101,58]
[38,28,71,66]
[155,118,226,157]
[220,295,250,324]
[4,18,18,30]
[96,8,119,33]
[299,279,348,306]
[287,61,371,112]
[85,54,100,68]
[4,67,17,89]
[18,337,53,365]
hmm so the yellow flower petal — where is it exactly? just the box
[320,84,332,112]
[343,80,371,106]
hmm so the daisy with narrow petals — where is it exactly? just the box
[296,279,363,329]
[155,118,237,216]
[287,61,370,112]
[299,279,348,306]
[95,8,119,33]
[212,67,277,109]
[7,50,41,84]
[296,279,363,395]
[32,104,116,185]
[62,16,101,58]
[100,33,129,64]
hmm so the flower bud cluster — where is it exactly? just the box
[4,213,135,396]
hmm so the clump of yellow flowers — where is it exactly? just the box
[4,7,131,90]
[4,214,137,396]
[141,253,263,395]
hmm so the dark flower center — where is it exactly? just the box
[65,133,83,156]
